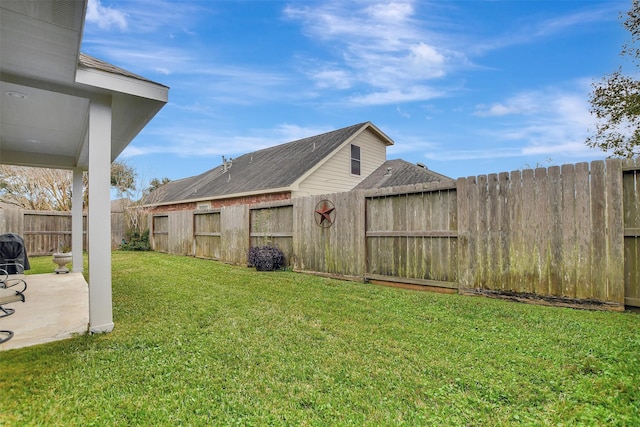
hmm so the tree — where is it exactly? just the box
[0,166,73,211]
[110,161,137,197]
[147,177,171,193]
[587,0,640,157]
[116,173,171,250]
[0,161,138,211]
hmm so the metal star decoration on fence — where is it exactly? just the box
[314,200,336,228]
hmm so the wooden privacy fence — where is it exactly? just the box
[0,209,126,255]
[365,182,458,288]
[150,159,640,310]
[457,160,625,306]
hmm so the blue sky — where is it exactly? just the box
[81,0,629,187]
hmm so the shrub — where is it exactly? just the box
[120,229,151,251]
[247,245,285,271]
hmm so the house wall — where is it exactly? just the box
[150,191,291,213]
[294,128,388,197]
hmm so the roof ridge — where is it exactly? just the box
[237,121,369,159]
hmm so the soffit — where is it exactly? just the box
[0,0,168,170]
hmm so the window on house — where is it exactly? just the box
[351,144,361,175]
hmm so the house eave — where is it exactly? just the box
[291,121,393,187]
[149,187,292,208]
[364,121,395,147]
[75,67,168,102]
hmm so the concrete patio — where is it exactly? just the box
[0,272,89,351]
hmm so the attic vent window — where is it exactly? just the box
[350,144,361,176]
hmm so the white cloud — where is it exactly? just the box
[86,0,204,34]
[82,41,193,75]
[86,0,128,31]
[387,136,438,156]
[410,43,445,69]
[435,82,606,163]
[365,2,414,22]
[474,92,542,117]
[272,124,332,142]
[284,1,454,104]
[522,140,593,156]
[474,103,517,117]
[424,147,523,161]
[121,123,334,161]
[310,68,352,90]
[349,86,444,105]
[534,7,617,38]
[283,1,616,108]
[467,3,620,55]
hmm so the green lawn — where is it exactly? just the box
[1,251,639,426]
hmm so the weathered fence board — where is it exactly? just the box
[24,211,72,254]
[168,210,193,255]
[506,170,522,292]
[249,205,294,265]
[151,215,169,253]
[560,163,576,297]
[606,159,625,304]
[365,185,458,286]
[293,191,366,277]
[457,160,625,307]
[574,162,592,299]
[623,158,640,307]
[111,212,126,249]
[0,209,23,236]
[220,204,249,265]
[0,210,90,255]
[194,210,221,259]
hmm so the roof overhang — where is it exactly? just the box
[149,187,292,208]
[0,0,168,170]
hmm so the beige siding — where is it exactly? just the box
[295,128,387,197]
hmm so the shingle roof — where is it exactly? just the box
[151,122,391,205]
[353,159,452,190]
[78,53,168,87]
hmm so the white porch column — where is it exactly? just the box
[88,97,114,333]
[71,167,84,273]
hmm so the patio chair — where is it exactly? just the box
[0,262,27,292]
[0,234,28,343]
[0,285,25,318]
[0,233,29,292]
[0,287,24,344]
[0,330,13,344]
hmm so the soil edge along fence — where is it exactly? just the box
[144,158,637,310]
